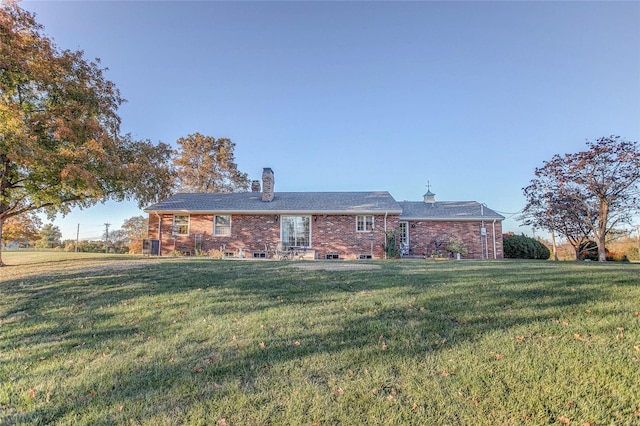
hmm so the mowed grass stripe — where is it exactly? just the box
[0,252,638,425]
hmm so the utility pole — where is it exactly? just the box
[75,224,80,253]
[104,223,110,254]
[636,225,639,261]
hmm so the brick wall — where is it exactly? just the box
[149,213,400,259]
[148,213,502,259]
[406,220,503,259]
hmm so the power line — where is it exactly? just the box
[104,223,110,254]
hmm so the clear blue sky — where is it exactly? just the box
[22,1,640,241]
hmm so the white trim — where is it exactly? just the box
[280,215,312,247]
[173,214,190,236]
[146,209,403,215]
[400,217,503,222]
[213,214,232,236]
[355,215,374,232]
[399,221,409,246]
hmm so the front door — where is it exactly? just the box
[399,221,409,255]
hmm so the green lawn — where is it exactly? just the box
[1,252,639,425]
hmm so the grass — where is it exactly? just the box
[1,252,639,425]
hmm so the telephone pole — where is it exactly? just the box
[104,223,111,254]
[636,225,639,261]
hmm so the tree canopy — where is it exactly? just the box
[1,210,41,246]
[522,136,640,261]
[173,133,249,193]
[0,2,173,265]
[35,223,61,248]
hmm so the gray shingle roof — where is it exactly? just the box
[144,191,403,214]
[398,201,504,221]
[145,192,504,221]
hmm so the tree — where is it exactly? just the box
[106,228,128,253]
[0,2,173,265]
[1,210,41,247]
[120,215,148,254]
[35,223,61,248]
[521,182,594,260]
[173,133,249,193]
[522,136,640,261]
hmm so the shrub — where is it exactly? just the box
[605,252,629,262]
[207,249,225,259]
[503,234,550,260]
[385,231,400,259]
[578,241,600,261]
[446,237,468,257]
[623,245,639,262]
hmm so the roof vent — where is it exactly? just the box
[423,190,436,204]
[251,180,261,192]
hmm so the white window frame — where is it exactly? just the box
[399,221,409,245]
[173,215,190,236]
[281,215,311,247]
[356,215,374,232]
[213,215,232,236]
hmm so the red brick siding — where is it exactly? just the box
[147,213,503,259]
[406,220,503,259]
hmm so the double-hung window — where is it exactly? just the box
[214,215,231,236]
[173,215,190,236]
[356,215,374,232]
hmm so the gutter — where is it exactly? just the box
[492,219,497,259]
[155,212,162,256]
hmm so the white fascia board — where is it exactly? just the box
[400,217,504,222]
[146,209,403,215]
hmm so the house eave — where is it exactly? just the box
[145,209,404,215]
[400,216,504,222]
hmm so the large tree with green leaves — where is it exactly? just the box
[522,136,640,262]
[35,223,61,248]
[173,133,249,193]
[120,214,148,254]
[0,2,173,265]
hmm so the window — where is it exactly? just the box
[399,222,408,245]
[173,215,189,235]
[214,215,231,236]
[281,216,311,247]
[356,215,374,232]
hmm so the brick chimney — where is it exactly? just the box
[251,180,261,192]
[261,167,275,202]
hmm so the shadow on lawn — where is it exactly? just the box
[2,259,638,424]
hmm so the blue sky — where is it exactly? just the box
[22,1,640,241]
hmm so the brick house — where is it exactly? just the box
[144,168,504,259]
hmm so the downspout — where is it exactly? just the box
[481,220,486,259]
[492,219,497,259]
[155,213,162,256]
[384,211,388,259]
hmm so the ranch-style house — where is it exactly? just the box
[144,168,504,259]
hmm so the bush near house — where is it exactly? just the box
[503,233,550,260]
[579,241,629,262]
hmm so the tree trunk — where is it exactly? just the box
[574,245,582,261]
[0,218,5,267]
[597,200,609,262]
